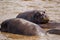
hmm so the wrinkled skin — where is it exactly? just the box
[16,10,49,24]
[1,18,46,36]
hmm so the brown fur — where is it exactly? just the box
[16,10,49,24]
[1,18,46,36]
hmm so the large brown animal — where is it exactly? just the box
[16,10,49,24]
[1,18,46,36]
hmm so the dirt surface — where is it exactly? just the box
[0,0,60,40]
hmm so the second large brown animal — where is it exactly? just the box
[16,10,49,24]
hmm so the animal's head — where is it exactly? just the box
[33,10,49,24]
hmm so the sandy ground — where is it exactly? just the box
[0,0,60,40]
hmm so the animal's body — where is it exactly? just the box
[1,18,46,36]
[16,10,49,24]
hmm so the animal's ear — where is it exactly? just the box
[42,10,46,14]
[43,10,46,13]
[43,11,45,13]
[41,10,46,14]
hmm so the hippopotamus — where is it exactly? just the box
[16,10,49,24]
[1,18,46,36]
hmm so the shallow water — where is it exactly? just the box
[0,0,60,40]
[0,0,60,23]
